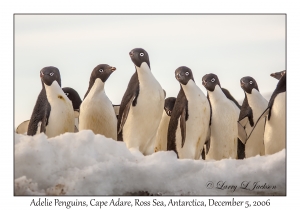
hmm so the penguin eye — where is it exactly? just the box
[65,92,69,96]
[99,69,104,73]
[185,72,189,76]
[140,52,144,56]
[249,81,253,84]
[50,72,54,76]
[211,78,215,82]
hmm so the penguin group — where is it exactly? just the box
[17,48,286,160]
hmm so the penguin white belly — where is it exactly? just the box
[44,82,74,138]
[123,75,164,155]
[79,88,117,140]
[264,92,286,155]
[154,112,170,152]
[176,105,210,159]
[245,92,268,157]
[206,101,238,160]
[176,82,210,160]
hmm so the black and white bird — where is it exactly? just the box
[16,86,82,134]
[79,64,117,140]
[238,77,268,158]
[27,66,74,138]
[117,48,165,155]
[248,72,286,155]
[167,66,210,159]
[62,87,82,132]
[202,73,240,160]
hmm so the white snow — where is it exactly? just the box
[14,130,285,196]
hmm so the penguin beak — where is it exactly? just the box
[175,73,182,80]
[270,73,277,78]
[240,80,245,86]
[164,108,172,116]
[129,51,134,57]
[110,67,116,72]
[202,80,207,86]
[40,71,44,78]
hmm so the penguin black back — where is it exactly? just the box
[27,88,50,135]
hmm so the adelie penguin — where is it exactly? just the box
[16,87,81,134]
[249,72,286,155]
[167,66,210,159]
[117,48,164,155]
[202,73,240,160]
[79,64,117,140]
[27,66,74,138]
[238,77,268,158]
[62,87,82,132]
[154,97,176,152]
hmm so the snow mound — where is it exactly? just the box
[14,131,286,195]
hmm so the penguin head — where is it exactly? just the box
[40,66,61,86]
[240,76,259,94]
[270,70,286,80]
[129,48,150,68]
[175,66,194,85]
[91,64,116,83]
[164,97,176,116]
[202,73,221,91]
[62,87,82,111]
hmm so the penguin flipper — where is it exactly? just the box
[237,138,245,159]
[201,147,206,160]
[41,102,51,133]
[27,89,50,135]
[167,89,186,157]
[117,73,139,141]
[221,88,241,109]
[16,120,30,134]
[118,95,135,134]
[237,117,248,144]
[180,106,186,148]
[205,126,211,155]
[239,96,254,126]
[247,107,270,140]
